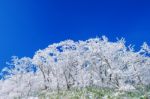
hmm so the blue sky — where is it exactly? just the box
[0,0,150,69]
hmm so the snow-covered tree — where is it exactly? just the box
[0,36,149,98]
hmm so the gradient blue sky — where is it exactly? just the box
[0,0,150,69]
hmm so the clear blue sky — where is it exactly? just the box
[0,0,150,69]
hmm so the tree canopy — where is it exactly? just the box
[0,36,150,98]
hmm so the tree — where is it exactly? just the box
[0,36,150,98]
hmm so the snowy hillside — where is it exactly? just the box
[0,36,150,99]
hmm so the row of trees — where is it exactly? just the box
[0,36,150,98]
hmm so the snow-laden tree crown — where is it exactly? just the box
[0,36,150,98]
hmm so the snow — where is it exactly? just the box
[0,36,149,98]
